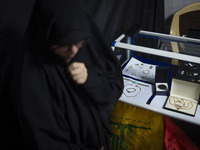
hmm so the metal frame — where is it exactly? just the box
[112,30,200,64]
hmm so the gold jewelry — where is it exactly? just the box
[126,88,136,93]
[169,96,193,110]
[142,70,150,75]
[123,84,141,97]
[124,78,149,87]
[135,63,143,69]
[187,72,194,76]
[149,66,153,69]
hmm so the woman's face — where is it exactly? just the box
[51,40,85,62]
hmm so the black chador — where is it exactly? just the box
[10,0,123,149]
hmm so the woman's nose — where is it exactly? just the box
[70,44,79,54]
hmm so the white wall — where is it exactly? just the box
[165,0,200,19]
[164,0,200,33]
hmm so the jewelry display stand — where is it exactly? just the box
[112,30,200,125]
[164,78,200,116]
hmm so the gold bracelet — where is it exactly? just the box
[142,70,150,75]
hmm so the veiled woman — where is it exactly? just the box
[10,0,123,149]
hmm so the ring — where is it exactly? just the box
[158,84,167,89]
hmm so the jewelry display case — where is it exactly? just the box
[112,30,200,125]
[155,66,170,96]
[164,78,200,116]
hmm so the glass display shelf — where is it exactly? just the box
[112,30,200,125]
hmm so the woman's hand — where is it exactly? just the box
[67,62,88,84]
